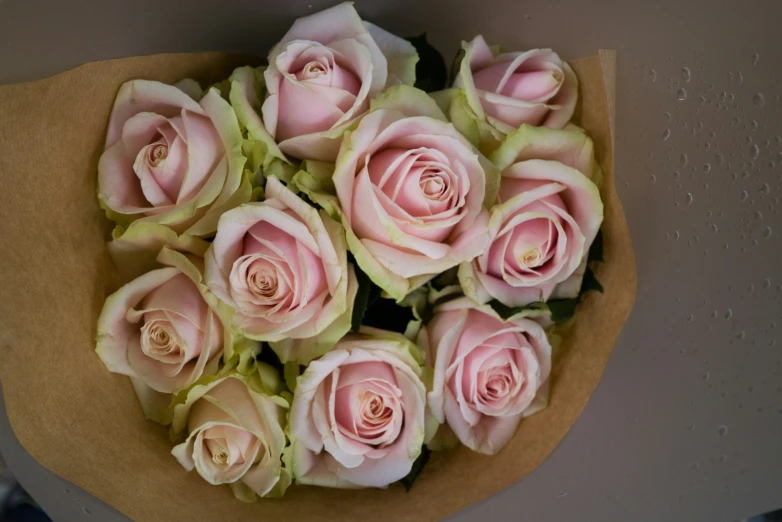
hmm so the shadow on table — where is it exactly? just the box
[743,509,782,522]
[0,453,52,522]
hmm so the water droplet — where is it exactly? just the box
[687,314,695,322]
[711,224,718,234]
[686,422,696,431]
[753,93,765,107]
[751,53,760,66]
[718,454,728,463]
[662,128,671,141]
[770,339,777,347]
[674,230,680,240]
[558,491,568,498]
[674,170,681,180]
[702,371,710,381]
[680,153,689,166]
[760,182,770,194]
[725,309,733,320]
[664,112,672,121]
[737,331,746,340]
[63,489,71,494]
[686,193,693,205]
[720,91,727,103]
[750,144,760,159]
[764,278,772,289]
[718,425,729,436]
[691,462,700,470]
[741,190,748,200]
[650,174,657,184]
[82,507,92,516]
[703,163,712,173]
[682,67,692,82]
[738,71,744,85]
[648,69,657,82]
[754,210,764,220]
[763,226,773,238]
[677,88,688,101]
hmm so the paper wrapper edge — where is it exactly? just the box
[0,51,635,522]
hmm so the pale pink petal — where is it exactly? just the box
[98,141,148,212]
[95,267,180,376]
[121,112,169,153]
[106,80,204,146]
[472,61,512,93]
[177,111,222,203]
[502,70,562,101]
[140,273,206,325]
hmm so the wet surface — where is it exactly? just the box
[1,1,781,521]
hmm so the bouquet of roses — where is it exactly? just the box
[94,2,604,501]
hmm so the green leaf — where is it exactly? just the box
[448,47,465,87]
[546,299,579,322]
[404,34,446,93]
[430,266,458,290]
[399,445,431,492]
[488,300,547,320]
[350,262,380,332]
[579,266,604,295]
[254,343,284,375]
[588,229,604,263]
[488,298,579,323]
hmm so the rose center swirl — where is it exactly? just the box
[419,169,449,200]
[140,320,183,362]
[248,265,279,300]
[146,143,168,167]
[359,391,394,427]
[206,438,235,467]
[299,60,330,81]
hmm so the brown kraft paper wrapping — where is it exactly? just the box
[0,50,635,522]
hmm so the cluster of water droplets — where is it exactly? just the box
[628,50,782,487]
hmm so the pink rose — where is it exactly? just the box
[438,35,578,154]
[96,247,225,423]
[286,328,426,488]
[459,124,603,307]
[205,176,354,362]
[332,85,494,301]
[420,297,552,455]
[98,80,248,237]
[171,375,290,500]
[262,2,418,162]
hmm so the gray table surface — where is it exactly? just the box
[2,0,781,521]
